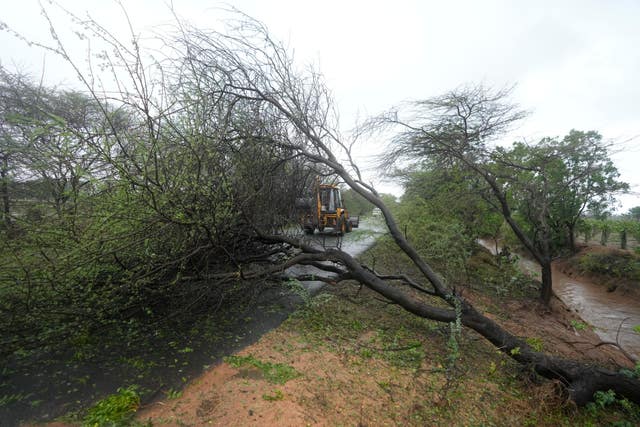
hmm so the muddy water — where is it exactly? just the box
[479,239,640,359]
[552,271,640,359]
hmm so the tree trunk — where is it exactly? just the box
[621,229,627,250]
[460,303,640,406]
[540,260,553,305]
[354,252,640,405]
[0,154,10,229]
[567,223,576,253]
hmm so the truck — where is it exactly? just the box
[296,180,359,235]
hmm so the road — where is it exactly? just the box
[285,219,385,294]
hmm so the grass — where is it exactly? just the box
[570,319,588,331]
[272,239,640,426]
[0,393,28,406]
[262,389,284,401]
[224,355,300,385]
[525,337,544,352]
[289,288,535,423]
[165,388,182,400]
[573,250,640,284]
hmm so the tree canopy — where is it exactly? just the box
[367,86,627,304]
[501,130,627,254]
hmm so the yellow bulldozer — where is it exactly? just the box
[296,180,359,235]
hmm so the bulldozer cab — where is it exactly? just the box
[319,185,342,213]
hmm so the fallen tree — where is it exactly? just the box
[18,7,639,405]
[168,15,639,405]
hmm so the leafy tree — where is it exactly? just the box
[379,193,399,209]
[400,164,504,242]
[546,130,626,252]
[370,86,625,305]
[341,187,374,216]
[495,132,626,255]
[629,206,640,221]
[0,66,121,233]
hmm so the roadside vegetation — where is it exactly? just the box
[576,250,640,282]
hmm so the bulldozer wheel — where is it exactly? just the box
[336,216,346,236]
[346,219,353,233]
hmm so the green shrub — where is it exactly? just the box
[466,245,539,298]
[587,389,617,414]
[525,337,544,352]
[83,386,140,427]
[576,252,640,282]
[393,197,473,285]
[570,320,588,331]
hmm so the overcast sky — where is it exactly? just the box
[1,0,639,210]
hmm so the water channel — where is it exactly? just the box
[479,239,640,359]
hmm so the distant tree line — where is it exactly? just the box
[578,214,640,251]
